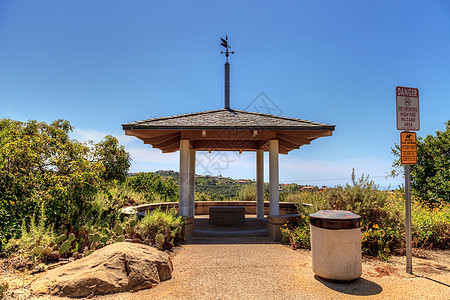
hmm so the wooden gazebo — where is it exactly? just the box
[122,109,335,236]
[122,38,335,237]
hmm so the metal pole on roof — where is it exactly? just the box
[220,35,234,109]
[225,62,230,109]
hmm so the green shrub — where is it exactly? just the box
[92,184,147,227]
[361,224,401,260]
[127,173,178,202]
[283,191,303,203]
[284,171,404,260]
[238,184,256,201]
[412,201,450,249]
[137,207,185,248]
[392,120,450,207]
[281,214,310,249]
[6,209,54,259]
[0,119,131,255]
[0,282,8,298]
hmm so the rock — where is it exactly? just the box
[31,242,173,297]
[124,238,143,244]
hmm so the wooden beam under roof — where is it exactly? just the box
[275,129,333,139]
[278,144,289,155]
[276,132,311,145]
[192,140,260,151]
[143,132,180,145]
[125,129,179,140]
[152,136,181,149]
[161,143,180,153]
[278,137,301,150]
[181,130,276,140]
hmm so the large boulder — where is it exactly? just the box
[31,242,173,297]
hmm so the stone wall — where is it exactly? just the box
[125,201,300,216]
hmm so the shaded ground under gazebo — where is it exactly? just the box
[122,108,335,238]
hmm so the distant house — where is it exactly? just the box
[237,179,252,183]
[301,186,315,192]
[319,186,329,192]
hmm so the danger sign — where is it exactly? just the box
[396,86,420,131]
[401,131,417,165]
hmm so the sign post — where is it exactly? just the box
[396,86,419,275]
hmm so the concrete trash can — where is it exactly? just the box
[310,210,362,281]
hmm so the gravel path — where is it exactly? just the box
[121,236,449,300]
[5,232,448,299]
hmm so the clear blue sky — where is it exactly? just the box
[1,1,449,189]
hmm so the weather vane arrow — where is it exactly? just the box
[220,35,234,62]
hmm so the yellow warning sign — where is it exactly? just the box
[401,132,417,165]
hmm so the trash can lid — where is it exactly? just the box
[309,210,361,229]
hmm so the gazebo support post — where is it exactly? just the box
[189,149,196,217]
[269,140,279,216]
[179,140,193,239]
[256,149,264,219]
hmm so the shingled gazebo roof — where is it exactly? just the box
[122,108,335,154]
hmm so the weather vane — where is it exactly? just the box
[220,35,235,62]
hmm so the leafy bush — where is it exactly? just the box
[283,171,404,260]
[361,224,400,260]
[392,120,450,206]
[0,118,131,255]
[6,211,128,268]
[238,184,256,201]
[0,282,7,298]
[283,191,304,203]
[281,214,310,249]
[412,201,450,249]
[283,172,450,260]
[6,208,55,261]
[192,192,225,201]
[127,172,178,202]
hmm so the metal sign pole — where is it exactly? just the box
[404,163,412,274]
[397,86,419,275]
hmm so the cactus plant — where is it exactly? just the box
[59,241,71,255]
[115,224,124,236]
[84,249,95,257]
[129,219,136,228]
[100,236,108,243]
[55,234,67,244]
[116,235,125,242]
[31,246,44,257]
[155,233,164,250]
[43,246,52,256]
[68,233,75,242]
[126,226,135,235]
[93,233,101,243]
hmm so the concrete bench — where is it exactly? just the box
[209,206,245,225]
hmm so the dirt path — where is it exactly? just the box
[2,236,449,299]
[118,236,449,299]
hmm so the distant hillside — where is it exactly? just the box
[129,170,309,200]
[155,170,253,199]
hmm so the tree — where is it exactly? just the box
[392,120,450,206]
[0,119,131,253]
[94,135,131,182]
